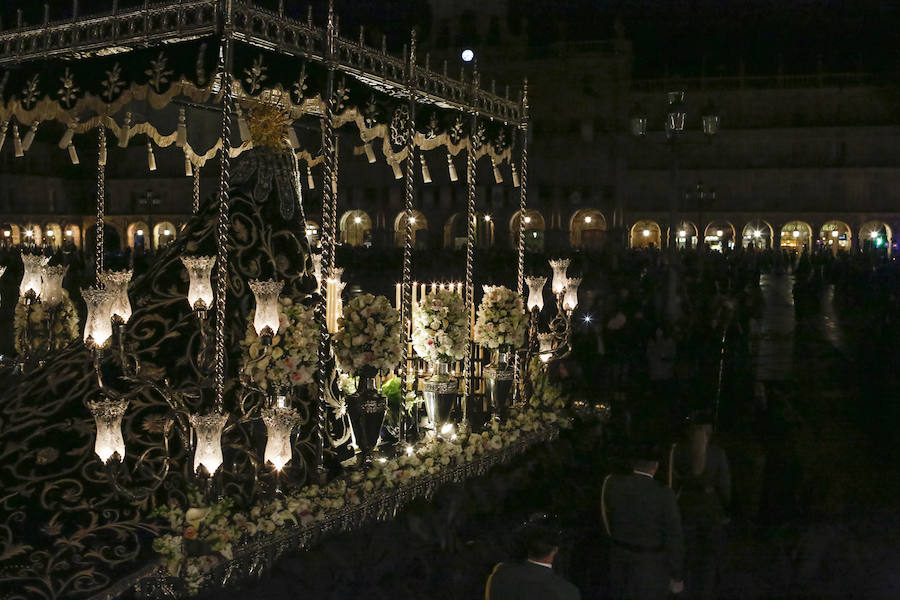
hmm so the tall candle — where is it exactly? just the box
[395,283,401,311]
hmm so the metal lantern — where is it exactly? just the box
[261,407,301,471]
[549,259,570,295]
[249,279,283,342]
[99,269,133,324]
[88,397,128,463]
[82,287,114,348]
[181,256,216,312]
[702,103,720,137]
[39,265,68,307]
[20,252,48,299]
[525,276,546,312]
[563,278,582,312]
[666,91,686,135]
[190,412,228,476]
[629,104,647,137]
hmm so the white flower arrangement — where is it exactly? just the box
[473,286,528,353]
[412,290,468,364]
[13,293,79,357]
[240,296,318,391]
[152,403,574,593]
[333,294,403,374]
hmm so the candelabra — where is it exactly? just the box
[523,259,581,369]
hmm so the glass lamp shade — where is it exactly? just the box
[563,278,582,312]
[82,287,114,348]
[39,265,68,307]
[88,397,128,462]
[181,256,216,311]
[311,253,323,292]
[538,333,555,362]
[666,90,686,134]
[261,407,301,471]
[99,269,133,324]
[549,259,570,294]
[190,412,228,475]
[702,113,720,136]
[525,276,547,312]
[20,253,49,298]
[249,279,284,338]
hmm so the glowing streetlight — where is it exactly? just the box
[678,230,686,237]
[524,216,532,224]
[584,216,592,224]
[716,230,723,237]
[831,230,839,238]
[484,215,491,222]
[793,230,800,238]
[461,49,475,63]
[354,216,362,224]
[642,229,650,237]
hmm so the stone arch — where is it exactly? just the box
[43,223,63,248]
[741,220,774,250]
[668,221,699,249]
[394,210,429,249]
[703,220,736,251]
[630,220,662,248]
[127,221,150,250]
[780,220,813,251]
[860,221,892,254]
[1,223,21,246]
[86,224,123,253]
[62,224,81,248]
[23,222,43,246]
[819,220,852,253]
[509,209,545,252]
[339,210,372,247]
[569,208,607,248]
[444,212,494,249]
[153,221,177,249]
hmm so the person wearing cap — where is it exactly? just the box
[485,522,581,600]
[601,445,685,599]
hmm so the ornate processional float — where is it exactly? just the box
[0,1,593,598]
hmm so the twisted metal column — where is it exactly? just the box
[399,31,417,442]
[315,4,338,472]
[95,125,106,282]
[513,81,529,399]
[214,42,234,412]
[463,112,478,425]
[192,164,201,214]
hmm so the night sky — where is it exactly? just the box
[1,0,898,77]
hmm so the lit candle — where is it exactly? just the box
[395,283,401,311]
[431,282,437,294]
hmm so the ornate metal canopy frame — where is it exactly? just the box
[0,1,533,598]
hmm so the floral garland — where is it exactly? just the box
[473,286,528,353]
[240,296,318,391]
[13,294,79,357]
[333,294,403,374]
[411,290,468,364]
[151,403,572,595]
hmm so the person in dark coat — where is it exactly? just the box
[602,445,684,600]
[485,521,580,600]
[667,415,731,600]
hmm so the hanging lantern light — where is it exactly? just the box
[20,253,48,300]
[420,154,432,184]
[548,258,570,295]
[181,256,216,313]
[261,407,301,471]
[82,286,114,348]
[447,152,458,182]
[40,265,68,307]
[562,277,582,312]
[525,276,546,312]
[190,411,228,476]
[22,121,39,152]
[99,269,133,324]
[629,104,647,137]
[702,101,720,137]
[88,396,128,463]
[666,91,686,136]
[249,279,284,344]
